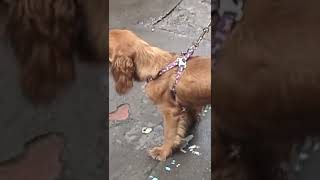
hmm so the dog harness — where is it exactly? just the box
[146,24,211,100]
[146,0,244,101]
[146,48,195,100]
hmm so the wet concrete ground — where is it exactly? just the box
[109,0,211,179]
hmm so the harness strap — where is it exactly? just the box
[147,49,194,99]
[147,22,211,101]
[170,48,195,99]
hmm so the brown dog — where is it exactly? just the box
[214,0,320,179]
[109,29,211,161]
[6,0,107,104]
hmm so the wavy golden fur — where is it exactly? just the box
[6,0,107,104]
[109,29,211,160]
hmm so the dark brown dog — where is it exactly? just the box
[214,0,320,179]
[6,0,107,104]
[109,29,211,161]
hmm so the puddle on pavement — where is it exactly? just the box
[0,133,65,180]
[109,104,130,121]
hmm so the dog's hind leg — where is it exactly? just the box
[174,107,198,146]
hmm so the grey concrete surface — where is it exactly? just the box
[290,142,320,180]
[109,0,181,29]
[0,2,107,180]
[109,0,211,180]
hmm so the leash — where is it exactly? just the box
[147,0,244,101]
[169,21,211,99]
[147,21,211,100]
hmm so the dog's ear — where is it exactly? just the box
[7,0,78,104]
[111,55,135,94]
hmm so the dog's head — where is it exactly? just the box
[109,29,148,94]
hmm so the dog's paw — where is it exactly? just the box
[148,146,171,161]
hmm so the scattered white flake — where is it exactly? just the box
[142,127,153,134]
[192,151,201,156]
[188,145,200,150]
[165,166,171,171]
[180,148,187,153]
[149,175,159,180]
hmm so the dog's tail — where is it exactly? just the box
[7,0,79,104]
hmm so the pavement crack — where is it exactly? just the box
[157,27,211,41]
[151,0,184,26]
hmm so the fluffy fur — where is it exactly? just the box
[6,0,107,104]
[214,0,320,179]
[109,29,211,160]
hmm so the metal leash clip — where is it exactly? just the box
[192,21,212,49]
[178,57,187,68]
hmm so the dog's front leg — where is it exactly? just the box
[148,104,181,161]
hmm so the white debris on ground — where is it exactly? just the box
[165,159,180,172]
[188,144,201,156]
[165,166,171,171]
[192,151,200,156]
[178,134,202,156]
[180,134,194,153]
[188,145,200,149]
[151,159,180,179]
[200,105,211,117]
[146,106,209,179]
[142,127,153,134]
[149,175,159,180]
[180,149,187,153]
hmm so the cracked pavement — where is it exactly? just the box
[109,0,211,179]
